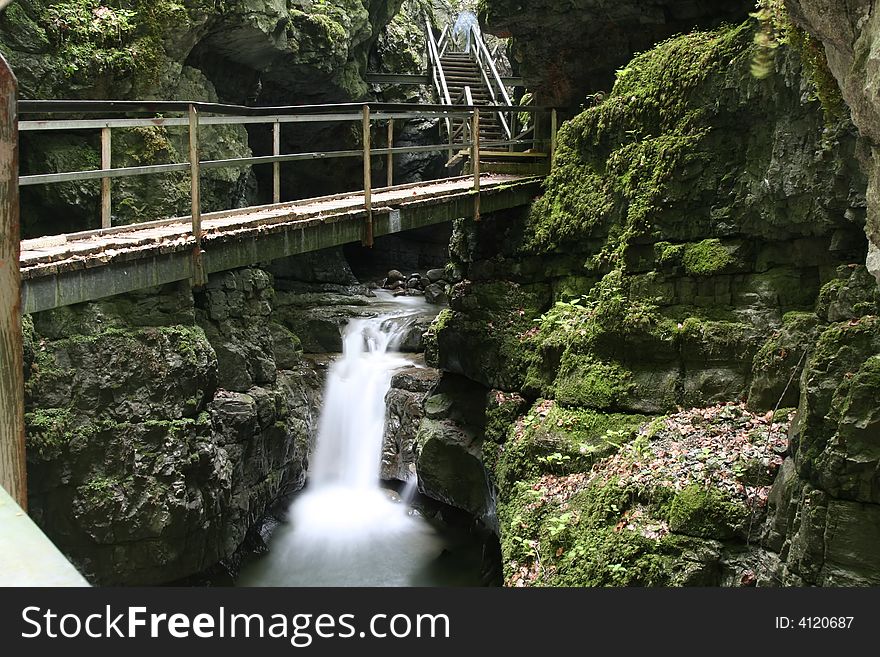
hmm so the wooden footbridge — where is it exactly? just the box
[17,98,552,314]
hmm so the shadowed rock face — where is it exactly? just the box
[0,0,408,234]
[784,0,880,285]
[479,0,753,108]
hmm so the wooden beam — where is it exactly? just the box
[362,105,373,247]
[472,109,480,222]
[0,53,26,509]
[100,127,111,228]
[189,105,205,286]
[272,120,281,204]
[386,118,394,188]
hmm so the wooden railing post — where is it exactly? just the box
[100,126,111,228]
[472,108,480,222]
[386,118,394,188]
[273,120,281,204]
[550,108,558,169]
[189,104,206,286]
[0,53,26,510]
[362,105,373,247]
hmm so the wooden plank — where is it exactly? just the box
[479,150,548,159]
[0,53,26,509]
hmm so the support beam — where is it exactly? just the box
[189,105,205,286]
[387,118,394,188]
[273,120,281,204]
[362,105,373,247]
[100,127,111,228]
[472,109,481,222]
[0,53,26,509]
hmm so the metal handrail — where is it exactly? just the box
[437,25,449,57]
[425,18,452,107]
[469,25,513,141]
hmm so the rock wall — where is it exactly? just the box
[418,18,876,586]
[24,266,324,585]
[478,0,753,107]
[783,0,880,283]
[0,0,410,235]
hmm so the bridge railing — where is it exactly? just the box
[18,100,554,262]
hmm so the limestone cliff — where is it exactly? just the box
[419,18,876,586]
[782,0,880,284]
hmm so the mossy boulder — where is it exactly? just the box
[22,267,320,585]
[431,280,550,390]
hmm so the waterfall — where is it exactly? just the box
[241,293,440,586]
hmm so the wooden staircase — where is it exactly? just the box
[440,51,505,144]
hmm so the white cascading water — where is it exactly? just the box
[241,293,440,586]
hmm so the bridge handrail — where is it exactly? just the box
[18,100,555,261]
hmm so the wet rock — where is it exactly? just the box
[23,267,324,585]
[381,365,440,482]
[426,268,446,283]
[415,418,489,519]
[397,315,435,353]
[387,269,406,285]
[424,283,448,305]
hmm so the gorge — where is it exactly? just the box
[2,0,879,589]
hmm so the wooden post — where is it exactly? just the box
[362,105,373,247]
[386,118,394,188]
[272,120,281,204]
[100,126,111,228]
[447,117,454,163]
[188,105,205,286]
[472,108,480,222]
[550,108,558,169]
[0,54,26,510]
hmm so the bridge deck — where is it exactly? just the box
[20,173,541,313]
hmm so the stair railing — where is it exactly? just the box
[468,24,512,142]
[426,18,453,138]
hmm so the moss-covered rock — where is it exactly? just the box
[23,266,322,585]
[792,314,880,504]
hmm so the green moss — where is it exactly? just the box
[484,391,527,444]
[662,484,747,539]
[524,23,752,255]
[490,402,646,488]
[681,239,733,276]
[25,407,94,460]
[554,354,632,409]
[423,307,453,367]
[500,475,701,586]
